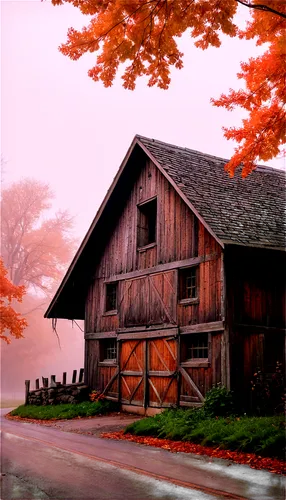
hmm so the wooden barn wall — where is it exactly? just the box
[85,157,223,333]
[180,332,222,401]
[225,246,286,402]
[226,246,285,328]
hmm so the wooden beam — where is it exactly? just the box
[104,254,219,283]
[85,331,117,339]
[121,370,143,376]
[235,324,286,334]
[179,367,205,402]
[148,370,176,377]
[118,328,178,341]
[180,321,224,335]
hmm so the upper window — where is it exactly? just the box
[179,266,198,301]
[105,282,117,312]
[181,333,209,362]
[137,198,157,248]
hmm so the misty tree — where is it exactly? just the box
[1,179,77,295]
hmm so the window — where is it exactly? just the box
[179,266,198,301]
[105,283,117,312]
[137,198,157,248]
[100,339,117,362]
[181,333,209,362]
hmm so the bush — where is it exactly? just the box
[203,384,236,417]
[251,362,285,415]
[125,409,285,459]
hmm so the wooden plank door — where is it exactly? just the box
[121,271,177,328]
[147,337,178,408]
[120,339,145,406]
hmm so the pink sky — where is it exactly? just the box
[2,1,284,240]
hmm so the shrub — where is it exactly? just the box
[251,362,285,415]
[203,384,236,417]
[125,409,285,459]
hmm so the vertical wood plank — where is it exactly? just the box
[79,368,84,383]
[25,380,30,405]
[72,370,77,384]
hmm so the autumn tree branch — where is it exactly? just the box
[235,0,286,19]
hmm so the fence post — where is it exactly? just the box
[25,380,30,405]
[51,375,56,386]
[79,368,84,383]
[62,372,67,385]
[72,370,77,384]
[35,379,39,390]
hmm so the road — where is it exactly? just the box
[1,410,285,500]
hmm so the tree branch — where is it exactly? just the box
[235,0,286,19]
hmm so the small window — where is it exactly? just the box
[181,333,208,361]
[100,339,117,362]
[137,198,157,248]
[105,283,117,312]
[179,267,198,301]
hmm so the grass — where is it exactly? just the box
[125,408,285,459]
[9,400,119,420]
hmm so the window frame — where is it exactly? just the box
[180,332,211,368]
[137,196,157,250]
[178,265,199,305]
[104,282,118,315]
[99,338,118,365]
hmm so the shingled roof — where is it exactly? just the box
[45,135,285,319]
[138,135,286,250]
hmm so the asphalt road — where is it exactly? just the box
[1,411,285,500]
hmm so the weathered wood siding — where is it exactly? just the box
[225,246,286,405]
[85,158,223,333]
[180,332,222,403]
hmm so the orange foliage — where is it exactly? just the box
[102,431,286,475]
[51,0,285,175]
[212,2,286,175]
[0,259,27,344]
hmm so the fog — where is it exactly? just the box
[1,2,284,403]
[1,294,84,402]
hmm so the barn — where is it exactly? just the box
[45,135,286,414]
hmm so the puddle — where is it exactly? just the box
[193,459,286,500]
[145,480,217,500]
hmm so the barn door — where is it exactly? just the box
[121,271,177,327]
[120,339,145,406]
[148,337,178,408]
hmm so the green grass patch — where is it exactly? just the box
[10,400,119,420]
[125,408,285,459]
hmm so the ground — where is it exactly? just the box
[2,408,285,500]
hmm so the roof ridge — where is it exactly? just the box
[136,134,285,175]
[136,134,229,163]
